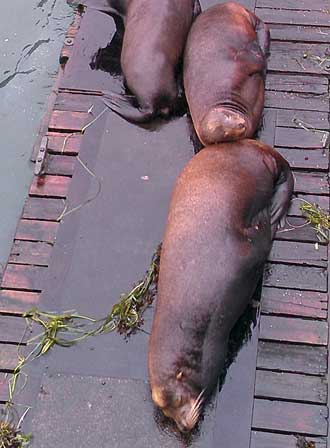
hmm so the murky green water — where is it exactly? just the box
[0,0,73,270]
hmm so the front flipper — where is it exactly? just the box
[193,0,202,20]
[88,0,127,21]
[103,93,154,123]
[269,157,294,238]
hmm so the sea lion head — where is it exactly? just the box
[151,371,205,433]
[198,106,249,146]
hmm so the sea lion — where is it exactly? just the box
[100,0,201,123]
[183,2,270,146]
[148,139,293,432]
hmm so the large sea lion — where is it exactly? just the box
[183,2,270,146]
[100,0,201,123]
[148,139,293,432]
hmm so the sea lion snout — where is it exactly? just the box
[151,383,204,432]
[198,108,248,146]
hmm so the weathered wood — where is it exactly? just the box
[261,287,327,319]
[257,341,328,375]
[1,265,47,292]
[54,93,100,112]
[265,90,329,112]
[30,175,71,198]
[252,399,328,436]
[266,74,328,95]
[293,172,329,195]
[15,219,58,244]
[9,241,53,267]
[257,8,330,28]
[269,24,330,44]
[268,42,330,75]
[251,431,326,448]
[0,316,30,344]
[275,127,328,149]
[22,197,65,221]
[0,344,23,371]
[257,0,330,9]
[0,374,9,402]
[255,370,327,404]
[48,110,89,132]
[268,240,327,268]
[264,263,327,291]
[260,315,328,346]
[45,154,76,177]
[276,109,329,130]
[258,109,277,146]
[275,217,327,244]
[47,132,82,155]
[277,109,329,132]
[289,195,329,217]
[0,290,41,315]
[275,147,329,171]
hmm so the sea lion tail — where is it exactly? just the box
[102,94,154,124]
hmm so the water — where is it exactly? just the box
[0,0,73,270]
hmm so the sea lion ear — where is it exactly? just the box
[176,371,184,380]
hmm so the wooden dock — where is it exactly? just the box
[0,1,329,446]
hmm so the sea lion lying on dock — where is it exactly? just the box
[183,2,270,146]
[148,139,293,432]
[101,0,201,123]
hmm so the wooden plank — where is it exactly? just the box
[0,290,41,315]
[264,263,327,291]
[0,345,22,371]
[261,287,327,319]
[289,197,328,217]
[268,240,327,268]
[276,109,329,130]
[47,132,82,155]
[266,74,328,95]
[275,147,329,171]
[275,217,328,244]
[257,0,330,10]
[0,316,29,344]
[252,399,328,436]
[293,172,329,195]
[269,24,330,44]
[255,370,327,404]
[260,315,328,346]
[275,127,328,149]
[268,41,330,75]
[257,8,330,28]
[48,110,89,132]
[9,241,52,267]
[289,195,329,217]
[265,90,329,112]
[1,265,47,292]
[22,197,65,221]
[54,92,99,112]
[251,431,326,448]
[16,219,58,244]
[45,154,75,176]
[0,374,9,402]
[258,109,277,146]
[30,175,71,198]
[257,341,327,376]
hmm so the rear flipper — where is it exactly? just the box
[103,93,154,123]
[270,158,294,238]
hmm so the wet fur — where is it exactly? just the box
[148,140,293,431]
[102,0,202,123]
[183,2,270,145]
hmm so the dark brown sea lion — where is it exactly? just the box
[100,0,201,123]
[148,139,293,432]
[183,2,270,146]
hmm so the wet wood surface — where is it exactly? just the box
[0,1,328,446]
